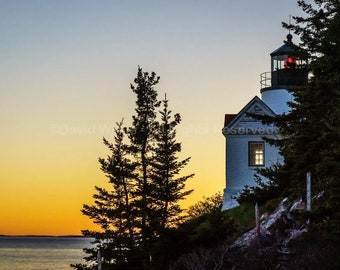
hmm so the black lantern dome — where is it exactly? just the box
[261,34,308,92]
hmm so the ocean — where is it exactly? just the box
[0,236,94,270]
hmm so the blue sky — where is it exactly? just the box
[0,0,306,235]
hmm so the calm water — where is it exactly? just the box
[0,236,94,270]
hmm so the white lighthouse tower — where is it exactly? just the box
[222,34,308,210]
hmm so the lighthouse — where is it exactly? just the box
[222,34,308,210]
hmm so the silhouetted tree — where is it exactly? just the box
[148,96,194,269]
[287,0,340,209]
[71,120,138,270]
[72,67,194,269]
[187,192,223,219]
[122,67,163,268]
[149,95,194,234]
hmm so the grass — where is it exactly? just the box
[224,203,256,236]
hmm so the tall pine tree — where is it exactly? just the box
[72,120,138,270]
[290,0,340,209]
[124,67,162,267]
[148,95,194,269]
[149,95,194,234]
[73,67,194,269]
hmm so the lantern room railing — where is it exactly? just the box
[261,68,309,91]
[260,72,271,89]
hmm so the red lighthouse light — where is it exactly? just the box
[284,56,296,69]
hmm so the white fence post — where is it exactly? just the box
[306,171,311,211]
[255,202,260,237]
[97,250,102,270]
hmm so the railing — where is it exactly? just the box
[261,69,309,90]
[260,72,271,89]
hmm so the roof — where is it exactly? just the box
[224,114,237,127]
[223,96,276,129]
[271,42,298,56]
[270,34,306,57]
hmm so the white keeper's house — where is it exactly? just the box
[222,34,308,210]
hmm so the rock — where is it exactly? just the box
[260,197,290,236]
[230,197,310,249]
[260,212,269,221]
[230,227,258,249]
[287,226,307,242]
[231,198,291,249]
[312,191,324,201]
[228,197,313,269]
[289,198,305,213]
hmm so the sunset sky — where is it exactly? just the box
[0,0,305,236]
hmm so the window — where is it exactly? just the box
[249,142,264,166]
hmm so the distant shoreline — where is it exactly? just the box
[0,235,90,238]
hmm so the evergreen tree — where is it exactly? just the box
[123,67,162,266]
[147,95,194,269]
[149,95,194,234]
[71,120,138,270]
[291,0,340,209]
[282,0,339,198]
[73,67,194,269]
